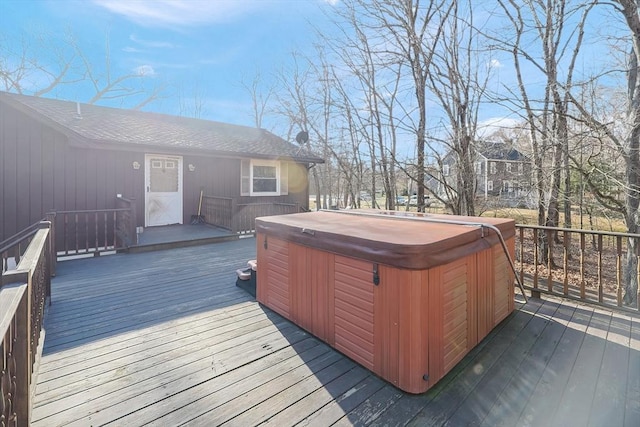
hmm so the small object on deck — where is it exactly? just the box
[235,259,257,297]
[190,189,205,224]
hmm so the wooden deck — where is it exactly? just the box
[132,223,236,252]
[33,237,640,426]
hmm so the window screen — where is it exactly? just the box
[150,158,179,192]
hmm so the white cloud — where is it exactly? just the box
[92,0,262,27]
[130,34,177,49]
[134,65,156,76]
[322,0,340,5]
[476,117,521,138]
[122,46,142,53]
[489,59,503,68]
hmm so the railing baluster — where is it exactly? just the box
[85,212,89,254]
[64,213,69,255]
[563,230,569,296]
[636,239,640,311]
[547,229,553,292]
[519,227,524,287]
[533,228,539,291]
[617,236,623,307]
[95,211,99,251]
[112,211,116,250]
[75,213,79,253]
[580,233,586,300]
[598,234,603,303]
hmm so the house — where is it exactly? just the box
[474,142,531,203]
[437,142,532,206]
[0,91,323,242]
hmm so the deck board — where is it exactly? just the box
[31,237,640,427]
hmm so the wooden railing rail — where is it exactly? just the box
[201,196,234,231]
[1,221,41,274]
[201,197,302,235]
[1,221,52,425]
[48,207,133,257]
[232,202,300,234]
[515,224,640,312]
[115,196,137,247]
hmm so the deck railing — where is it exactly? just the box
[0,221,52,425]
[201,196,301,234]
[233,202,300,234]
[515,224,640,312]
[201,196,233,231]
[1,221,42,274]
[48,206,134,258]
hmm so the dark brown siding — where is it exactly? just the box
[182,155,310,224]
[1,100,311,241]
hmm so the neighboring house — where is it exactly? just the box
[475,143,531,203]
[0,91,323,242]
[437,142,532,205]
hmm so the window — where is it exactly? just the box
[490,162,496,175]
[476,161,483,174]
[443,164,450,176]
[518,163,523,174]
[253,163,278,193]
[149,158,179,192]
[506,163,512,173]
[503,181,510,193]
[487,180,493,191]
[241,159,289,196]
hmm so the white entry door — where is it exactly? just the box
[145,154,183,226]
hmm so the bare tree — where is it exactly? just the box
[240,70,274,129]
[0,28,164,108]
[425,0,493,216]
[335,0,452,212]
[175,79,208,118]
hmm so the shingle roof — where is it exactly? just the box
[0,92,323,163]
[477,142,527,161]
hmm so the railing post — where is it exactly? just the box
[231,198,238,234]
[45,212,57,278]
[38,221,52,305]
[532,228,540,298]
[130,198,137,246]
[15,284,30,425]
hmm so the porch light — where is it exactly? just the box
[132,161,141,170]
[188,163,196,172]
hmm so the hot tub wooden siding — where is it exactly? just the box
[256,211,515,394]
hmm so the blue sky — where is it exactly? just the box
[1,0,627,153]
[1,0,337,127]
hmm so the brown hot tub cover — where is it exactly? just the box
[255,209,515,270]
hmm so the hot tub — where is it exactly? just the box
[255,209,516,394]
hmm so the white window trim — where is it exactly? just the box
[250,159,280,196]
[487,180,494,191]
[241,159,290,197]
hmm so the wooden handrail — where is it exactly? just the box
[1,221,51,425]
[517,223,640,239]
[515,224,640,312]
[48,204,135,257]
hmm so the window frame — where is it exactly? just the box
[240,159,289,197]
